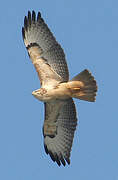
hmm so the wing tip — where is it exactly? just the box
[28,11,31,26]
[37,11,42,21]
[44,143,49,154]
[65,157,70,165]
[32,10,36,22]
[22,10,44,48]
[22,10,43,39]
[54,153,61,166]
[44,141,70,166]
[24,16,28,31]
[26,10,42,24]
[22,27,25,39]
[60,156,66,166]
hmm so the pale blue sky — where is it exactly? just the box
[0,0,118,179]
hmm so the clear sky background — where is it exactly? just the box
[0,0,118,179]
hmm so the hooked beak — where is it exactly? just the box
[32,89,39,97]
[32,91,35,96]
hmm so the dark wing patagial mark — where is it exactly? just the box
[26,43,39,50]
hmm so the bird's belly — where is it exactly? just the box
[46,83,71,101]
[34,83,71,102]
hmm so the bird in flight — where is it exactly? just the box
[22,11,97,166]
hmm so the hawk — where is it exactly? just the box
[22,11,97,166]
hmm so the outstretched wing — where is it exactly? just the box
[43,98,77,166]
[22,11,69,84]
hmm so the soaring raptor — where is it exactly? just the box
[22,11,97,166]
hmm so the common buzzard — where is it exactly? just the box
[22,11,97,166]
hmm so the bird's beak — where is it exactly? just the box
[32,91,36,96]
[32,89,40,97]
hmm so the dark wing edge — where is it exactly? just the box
[43,98,77,166]
[22,11,69,82]
[22,10,56,51]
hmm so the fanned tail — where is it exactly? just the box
[67,69,97,102]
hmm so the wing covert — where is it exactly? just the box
[43,98,77,166]
[22,11,69,82]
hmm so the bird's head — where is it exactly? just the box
[32,89,41,99]
[32,88,47,101]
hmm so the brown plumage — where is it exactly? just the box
[22,11,97,166]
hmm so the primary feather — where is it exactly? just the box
[22,11,97,166]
